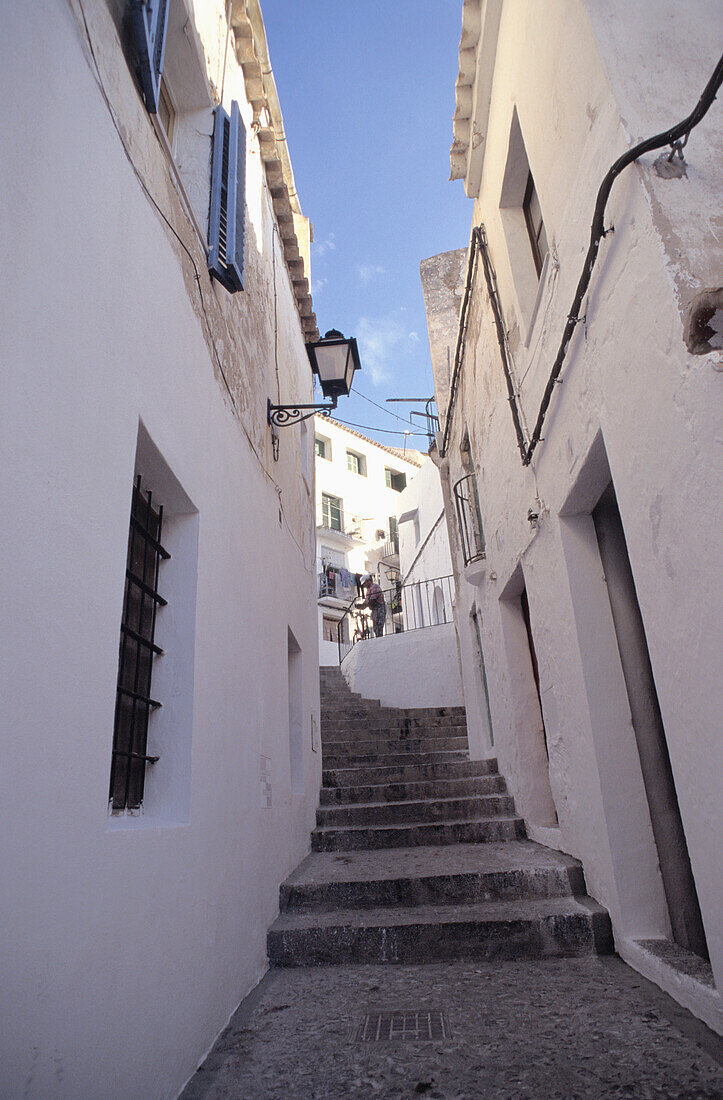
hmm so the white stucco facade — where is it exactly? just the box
[429,0,722,1031]
[341,623,464,710]
[0,2,322,1096]
[315,416,422,662]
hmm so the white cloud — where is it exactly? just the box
[313,232,336,256]
[310,276,328,295]
[358,263,385,285]
[356,313,419,386]
[409,331,419,342]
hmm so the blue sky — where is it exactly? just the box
[261,1,472,448]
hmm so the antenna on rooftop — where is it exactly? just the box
[386,396,440,448]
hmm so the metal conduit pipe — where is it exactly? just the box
[440,53,723,466]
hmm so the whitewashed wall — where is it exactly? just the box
[397,457,453,584]
[431,0,723,1031]
[341,624,464,709]
[0,2,321,1096]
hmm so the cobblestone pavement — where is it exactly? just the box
[182,957,722,1099]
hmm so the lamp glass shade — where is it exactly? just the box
[307,330,360,400]
[314,343,351,390]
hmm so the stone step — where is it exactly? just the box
[321,724,468,744]
[316,793,516,828]
[322,716,468,733]
[319,773,507,805]
[322,758,499,788]
[322,749,469,769]
[321,705,467,721]
[312,815,526,852]
[279,843,586,912]
[268,895,612,967]
[322,735,470,757]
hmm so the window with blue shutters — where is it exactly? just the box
[208,102,246,293]
[131,0,170,114]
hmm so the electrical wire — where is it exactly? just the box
[333,418,427,438]
[354,389,418,429]
[441,51,723,466]
[75,0,316,571]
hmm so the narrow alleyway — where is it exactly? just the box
[183,671,722,1098]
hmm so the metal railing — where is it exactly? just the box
[453,473,486,566]
[337,574,455,663]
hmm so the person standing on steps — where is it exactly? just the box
[358,574,387,638]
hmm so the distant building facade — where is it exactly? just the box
[1,1,323,1095]
[426,0,722,1031]
[314,416,422,664]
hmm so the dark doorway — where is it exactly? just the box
[593,483,708,958]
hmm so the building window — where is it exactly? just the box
[157,79,175,143]
[346,450,366,476]
[208,102,246,293]
[110,475,170,812]
[523,170,548,278]
[385,468,406,492]
[315,433,331,459]
[388,515,399,553]
[321,493,342,532]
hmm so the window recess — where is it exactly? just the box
[131,0,170,114]
[208,102,246,292]
[523,171,548,278]
[385,468,406,492]
[320,493,342,532]
[110,475,170,812]
[453,473,486,566]
[346,450,366,476]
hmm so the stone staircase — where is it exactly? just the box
[267,666,611,966]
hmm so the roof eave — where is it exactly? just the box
[450,0,503,199]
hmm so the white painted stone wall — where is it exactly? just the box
[315,416,422,662]
[397,456,453,585]
[0,2,321,1096]
[341,624,464,709]
[430,0,723,1030]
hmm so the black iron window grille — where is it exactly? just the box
[453,473,486,567]
[110,475,170,811]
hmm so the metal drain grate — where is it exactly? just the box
[354,1010,450,1043]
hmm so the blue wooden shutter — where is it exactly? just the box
[131,0,170,114]
[208,102,246,292]
[226,101,246,291]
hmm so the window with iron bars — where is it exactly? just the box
[109,475,169,811]
[453,473,486,566]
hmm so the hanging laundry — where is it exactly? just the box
[340,568,351,589]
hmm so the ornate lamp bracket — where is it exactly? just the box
[267,397,337,427]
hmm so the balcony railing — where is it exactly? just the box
[452,473,485,566]
[336,574,455,663]
[316,506,366,540]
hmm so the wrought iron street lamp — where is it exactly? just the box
[267,329,361,427]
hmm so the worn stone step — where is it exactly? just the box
[322,735,470,757]
[321,705,467,721]
[319,773,507,805]
[316,793,516,828]
[322,749,469,769]
[311,815,525,852]
[322,716,468,734]
[268,895,612,967]
[279,843,586,912]
[321,725,468,745]
[322,758,499,788]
